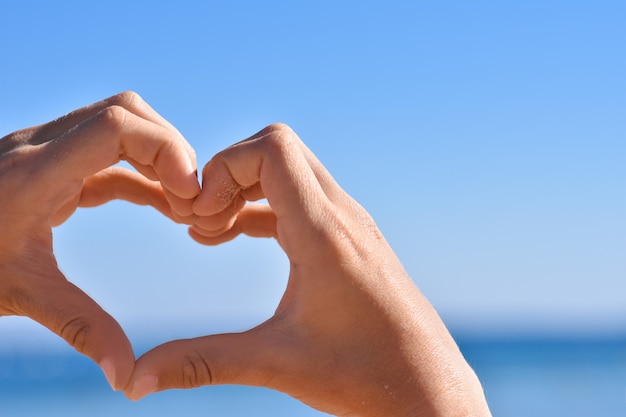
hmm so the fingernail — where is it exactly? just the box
[99,357,117,391]
[130,374,158,401]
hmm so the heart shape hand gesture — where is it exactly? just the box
[0,93,491,417]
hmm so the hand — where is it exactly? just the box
[127,124,491,417]
[0,92,200,391]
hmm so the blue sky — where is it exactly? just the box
[1,0,624,347]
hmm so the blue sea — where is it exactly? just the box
[1,334,625,416]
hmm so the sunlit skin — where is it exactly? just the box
[0,92,200,390]
[128,124,492,417]
[0,94,491,416]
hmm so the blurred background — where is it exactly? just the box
[1,1,624,415]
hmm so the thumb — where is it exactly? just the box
[20,276,135,391]
[126,327,284,401]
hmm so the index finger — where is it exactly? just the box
[195,125,323,214]
[36,105,200,205]
[193,124,348,259]
[30,91,195,163]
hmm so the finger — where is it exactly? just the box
[192,124,357,261]
[31,92,190,157]
[125,328,287,401]
[78,167,170,211]
[36,105,200,204]
[192,194,246,233]
[162,188,196,219]
[124,157,159,181]
[6,271,135,391]
[239,182,265,202]
[115,159,196,218]
[193,124,327,229]
[49,167,175,227]
[190,204,277,245]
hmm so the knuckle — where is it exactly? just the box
[181,353,214,388]
[109,90,143,108]
[0,148,22,183]
[0,131,32,176]
[266,122,293,134]
[60,317,93,353]
[264,123,295,140]
[1,128,30,146]
[259,123,298,152]
[99,105,128,132]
